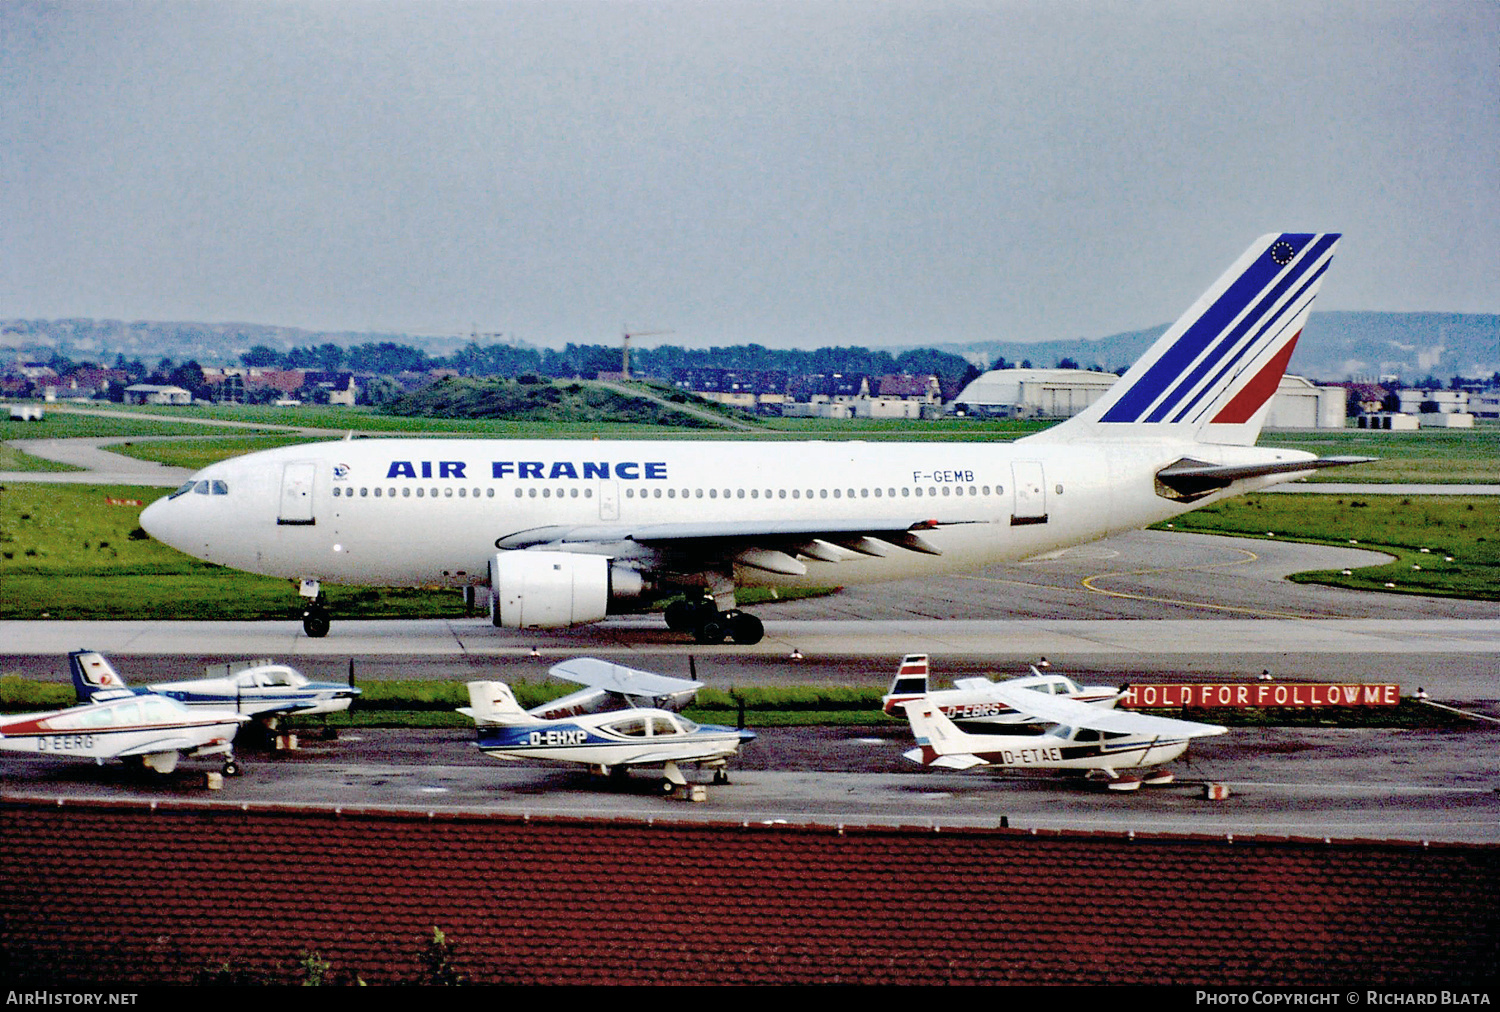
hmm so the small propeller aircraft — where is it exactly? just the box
[0,692,249,776]
[459,658,756,791]
[881,654,1118,725]
[70,649,360,725]
[900,680,1227,790]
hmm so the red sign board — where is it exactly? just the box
[1120,683,1401,708]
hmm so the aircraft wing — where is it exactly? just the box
[985,683,1227,739]
[115,735,212,757]
[548,658,703,698]
[495,517,981,573]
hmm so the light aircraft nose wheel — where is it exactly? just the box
[659,778,677,794]
[302,604,331,638]
[712,768,730,785]
[221,760,242,777]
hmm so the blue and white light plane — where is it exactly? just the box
[460,658,755,789]
[139,234,1370,642]
[901,683,1227,790]
[70,650,360,723]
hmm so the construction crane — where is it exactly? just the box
[620,326,673,379]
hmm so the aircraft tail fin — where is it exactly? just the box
[1022,233,1341,447]
[881,653,930,716]
[900,697,977,765]
[460,681,536,725]
[69,649,130,702]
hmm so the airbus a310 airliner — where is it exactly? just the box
[141,233,1369,643]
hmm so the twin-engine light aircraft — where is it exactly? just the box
[881,653,1118,725]
[0,693,248,776]
[459,658,755,790]
[139,233,1371,643]
[900,679,1227,790]
[70,649,360,723]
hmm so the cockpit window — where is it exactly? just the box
[169,478,229,498]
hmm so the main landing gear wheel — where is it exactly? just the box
[664,599,700,633]
[302,603,331,638]
[690,608,764,645]
[711,768,730,785]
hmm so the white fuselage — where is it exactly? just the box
[0,696,245,765]
[140,436,1312,592]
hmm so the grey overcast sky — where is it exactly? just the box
[3,0,1496,348]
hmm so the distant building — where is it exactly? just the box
[950,368,1119,418]
[1262,376,1347,429]
[123,384,192,405]
[1397,389,1468,415]
[1470,391,1500,420]
[1357,412,1420,430]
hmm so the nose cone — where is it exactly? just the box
[138,496,170,544]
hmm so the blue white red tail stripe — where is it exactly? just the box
[1167,255,1333,424]
[1151,239,1336,423]
[1093,233,1341,428]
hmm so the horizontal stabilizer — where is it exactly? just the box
[1156,455,1377,500]
[903,747,987,769]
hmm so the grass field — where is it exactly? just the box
[0,483,479,620]
[1261,427,1499,484]
[1158,494,1500,600]
[0,443,83,472]
[0,410,279,441]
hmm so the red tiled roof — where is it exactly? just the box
[2,798,1495,986]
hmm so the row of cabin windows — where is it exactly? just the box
[332,484,1009,501]
[621,485,1003,500]
[333,485,586,499]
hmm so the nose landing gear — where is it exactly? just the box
[299,580,330,638]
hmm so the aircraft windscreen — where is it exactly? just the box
[604,716,648,737]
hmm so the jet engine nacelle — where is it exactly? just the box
[488,551,647,629]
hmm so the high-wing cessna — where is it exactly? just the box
[900,682,1227,790]
[139,233,1369,643]
[70,649,360,723]
[459,658,755,789]
[881,653,1118,725]
[0,693,249,776]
